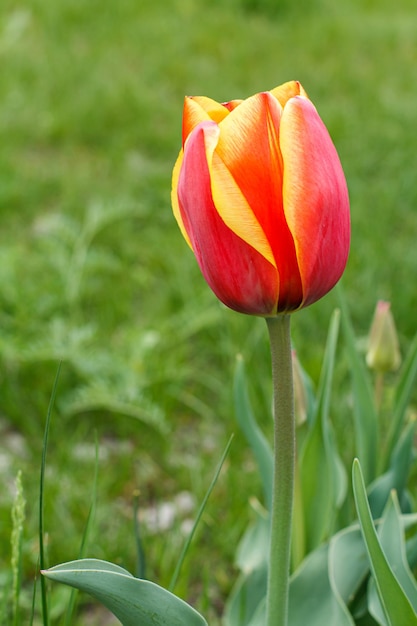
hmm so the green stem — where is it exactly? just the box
[265,315,295,626]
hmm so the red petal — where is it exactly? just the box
[177,121,279,315]
[215,91,303,310]
[280,96,350,306]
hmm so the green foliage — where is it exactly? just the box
[42,559,208,626]
[367,419,416,519]
[225,297,417,625]
[233,357,273,509]
[352,461,417,625]
[298,309,347,554]
[1,0,417,623]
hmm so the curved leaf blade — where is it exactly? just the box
[42,559,208,626]
[299,309,347,552]
[223,564,268,626]
[289,543,354,625]
[368,491,417,623]
[352,460,417,626]
[328,524,369,608]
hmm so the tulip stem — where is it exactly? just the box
[265,314,295,626]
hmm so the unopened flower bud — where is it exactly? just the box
[366,301,401,373]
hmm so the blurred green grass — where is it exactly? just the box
[1,0,417,623]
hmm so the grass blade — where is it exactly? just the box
[169,434,234,593]
[133,490,147,580]
[64,432,100,626]
[29,560,39,626]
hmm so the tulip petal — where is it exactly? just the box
[270,80,307,107]
[177,121,279,315]
[171,149,192,247]
[280,96,350,307]
[208,151,276,268]
[222,99,243,112]
[182,96,230,145]
[214,91,303,310]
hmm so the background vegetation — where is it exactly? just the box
[0,0,416,623]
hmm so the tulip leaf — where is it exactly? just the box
[288,542,354,625]
[224,509,269,625]
[352,459,417,625]
[223,564,268,626]
[387,330,417,462]
[235,508,269,574]
[367,418,416,519]
[337,285,378,484]
[234,355,273,509]
[406,527,417,572]
[246,597,266,626]
[42,558,208,626]
[299,309,347,553]
[328,524,369,610]
[368,491,417,624]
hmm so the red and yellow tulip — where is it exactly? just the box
[171,81,350,316]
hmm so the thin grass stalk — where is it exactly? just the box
[64,433,99,626]
[39,363,62,626]
[168,434,234,593]
[133,490,146,579]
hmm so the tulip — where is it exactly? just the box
[171,80,350,316]
[366,300,401,373]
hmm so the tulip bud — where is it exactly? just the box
[172,81,350,316]
[366,301,401,373]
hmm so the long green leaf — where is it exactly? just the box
[235,509,269,574]
[352,459,417,625]
[387,331,417,462]
[288,543,354,625]
[299,309,347,552]
[223,564,268,626]
[39,363,62,626]
[234,355,273,509]
[42,559,208,626]
[328,524,369,610]
[368,491,417,624]
[367,419,416,519]
[337,285,378,484]
[224,510,269,626]
[65,433,100,626]
[247,597,266,626]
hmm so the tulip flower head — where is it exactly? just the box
[171,81,350,316]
